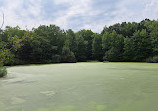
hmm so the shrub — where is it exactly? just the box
[0,67,7,77]
[61,47,76,63]
[146,56,158,63]
[103,47,121,62]
[13,58,28,65]
[52,55,61,63]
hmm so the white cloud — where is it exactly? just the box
[0,0,43,29]
[105,0,158,26]
[0,0,158,32]
[143,0,158,19]
[52,0,92,29]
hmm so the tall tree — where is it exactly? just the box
[103,31,124,61]
[92,34,103,61]
[124,29,151,61]
[148,21,158,56]
[65,29,77,54]
[76,30,94,59]
[75,33,87,61]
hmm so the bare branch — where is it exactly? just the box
[0,11,4,29]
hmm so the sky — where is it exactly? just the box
[0,0,158,32]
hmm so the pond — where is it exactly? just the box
[0,62,158,111]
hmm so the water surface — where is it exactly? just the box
[0,63,158,111]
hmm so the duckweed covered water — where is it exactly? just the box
[0,62,158,111]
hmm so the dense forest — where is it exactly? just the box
[0,19,158,66]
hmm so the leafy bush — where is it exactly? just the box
[52,55,61,63]
[146,56,158,63]
[103,47,121,62]
[61,47,76,63]
[0,67,7,77]
[13,58,28,65]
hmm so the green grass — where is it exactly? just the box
[86,60,100,62]
[103,61,109,63]
[0,62,158,111]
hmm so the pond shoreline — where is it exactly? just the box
[4,61,158,68]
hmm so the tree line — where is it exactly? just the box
[0,19,158,66]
